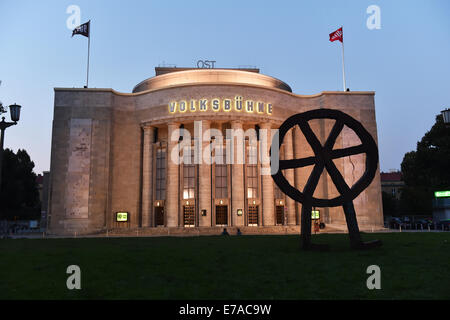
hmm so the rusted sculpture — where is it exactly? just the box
[271,109,382,250]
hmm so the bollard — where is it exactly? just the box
[399,225,402,232]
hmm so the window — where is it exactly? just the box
[247,145,258,199]
[215,147,228,199]
[183,148,195,199]
[155,149,166,200]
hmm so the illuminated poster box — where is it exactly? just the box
[116,212,128,222]
[311,210,320,220]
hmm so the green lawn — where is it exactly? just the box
[1,233,449,299]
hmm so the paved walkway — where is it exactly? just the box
[6,226,446,239]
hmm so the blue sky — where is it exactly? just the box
[0,0,449,174]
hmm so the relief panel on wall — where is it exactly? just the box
[65,118,92,219]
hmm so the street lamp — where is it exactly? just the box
[441,108,450,126]
[0,102,21,190]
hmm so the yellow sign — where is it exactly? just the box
[169,96,273,115]
[435,191,450,198]
[311,210,320,220]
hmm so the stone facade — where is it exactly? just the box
[47,67,384,235]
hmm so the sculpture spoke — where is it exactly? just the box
[331,144,366,159]
[279,157,316,170]
[325,158,351,195]
[297,121,323,155]
[302,163,324,196]
[324,121,344,151]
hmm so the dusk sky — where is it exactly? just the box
[0,0,449,174]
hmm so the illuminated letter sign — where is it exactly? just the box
[199,99,208,111]
[169,101,177,113]
[212,99,220,111]
[223,99,231,111]
[168,97,273,115]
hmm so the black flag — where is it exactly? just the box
[72,20,90,38]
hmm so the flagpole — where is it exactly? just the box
[341,26,346,91]
[86,20,91,88]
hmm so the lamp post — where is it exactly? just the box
[441,108,450,126]
[0,103,21,190]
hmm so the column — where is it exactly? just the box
[166,122,179,227]
[198,120,212,227]
[284,128,296,226]
[260,122,275,226]
[141,126,154,227]
[293,126,303,225]
[231,120,245,226]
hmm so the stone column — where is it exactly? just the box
[166,122,179,227]
[141,126,155,227]
[260,122,275,226]
[198,120,212,227]
[293,126,303,225]
[284,129,296,225]
[231,120,245,226]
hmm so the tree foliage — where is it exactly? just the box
[400,114,450,215]
[0,148,40,220]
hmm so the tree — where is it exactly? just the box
[0,148,40,220]
[400,114,450,215]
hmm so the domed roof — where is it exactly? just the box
[132,68,292,93]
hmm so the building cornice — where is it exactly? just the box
[54,84,375,99]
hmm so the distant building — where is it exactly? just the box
[380,171,404,200]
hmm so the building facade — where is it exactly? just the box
[380,171,404,200]
[47,67,384,235]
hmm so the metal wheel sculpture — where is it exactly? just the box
[271,109,382,250]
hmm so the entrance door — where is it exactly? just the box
[276,206,284,225]
[215,205,228,225]
[155,207,164,226]
[183,205,195,226]
[248,205,258,226]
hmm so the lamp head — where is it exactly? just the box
[9,103,21,122]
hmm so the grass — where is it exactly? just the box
[0,232,449,300]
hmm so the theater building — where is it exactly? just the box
[47,66,384,235]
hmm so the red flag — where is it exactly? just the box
[329,27,343,43]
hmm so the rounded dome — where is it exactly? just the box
[132,69,292,93]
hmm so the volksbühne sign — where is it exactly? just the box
[169,96,273,115]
